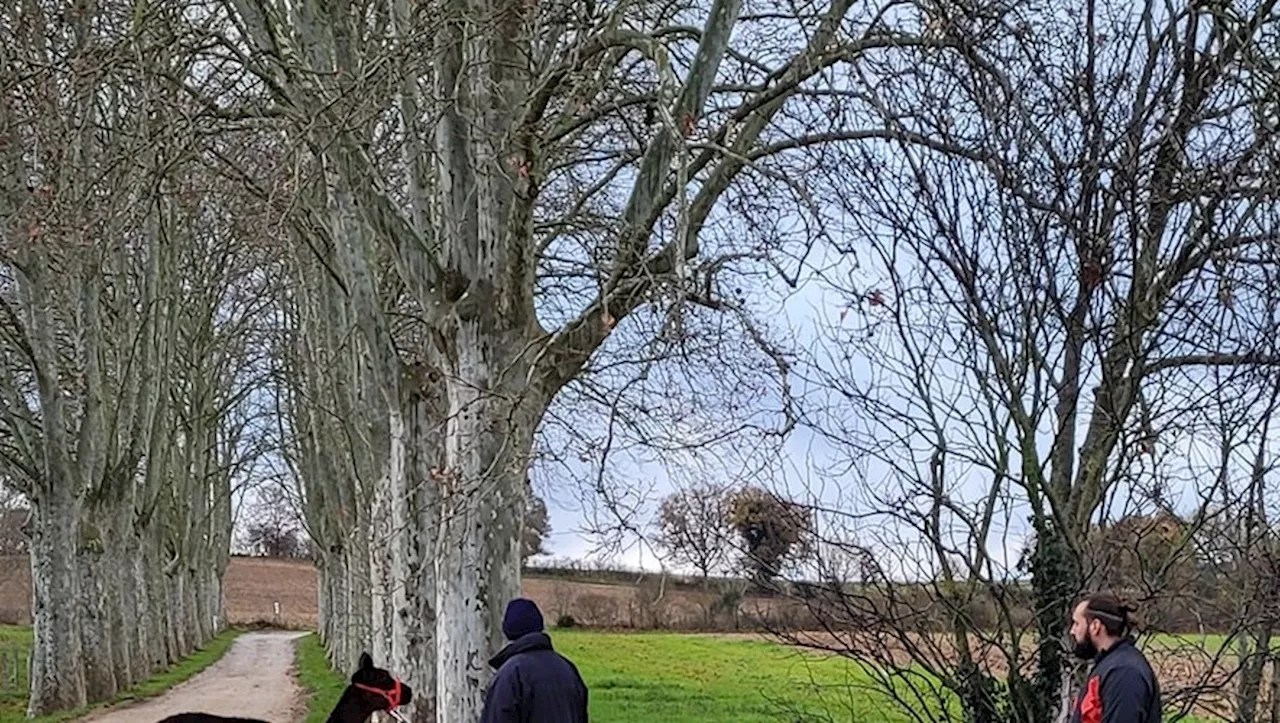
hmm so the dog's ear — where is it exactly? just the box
[359,652,374,671]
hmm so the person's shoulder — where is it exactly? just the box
[1101,644,1156,681]
[495,650,535,675]
[1121,641,1157,669]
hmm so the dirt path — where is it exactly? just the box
[80,631,308,723]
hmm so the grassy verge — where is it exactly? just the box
[294,633,347,723]
[0,626,240,723]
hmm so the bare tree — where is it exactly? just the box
[657,484,733,582]
[782,0,1280,720]
[243,485,310,559]
[1197,374,1280,723]
[273,227,386,673]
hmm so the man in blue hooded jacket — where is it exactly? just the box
[481,598,589,723]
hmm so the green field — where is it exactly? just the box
[0,626,239,723]
[556,630,913,722]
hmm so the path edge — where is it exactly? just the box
[51,628,245,723]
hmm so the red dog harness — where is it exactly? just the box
[354,678,405,715]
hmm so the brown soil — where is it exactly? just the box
[225,558,321,629]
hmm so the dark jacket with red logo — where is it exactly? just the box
[1070,639,1162,723]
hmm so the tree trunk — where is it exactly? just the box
[336,558,353,667]
[114,553,139,690]
[176,570,191,656]
[394,383,441,723]
[370,475,395,667]
[436,337,538,722]
[194,568,210,642]
[188,570,203,642]
[1030,522,1076,723]
[210,468,232,636]
[102,551,132,691]
[317,556,335,657]
[168,568,190,660]
[192,566,209,645]
[132,535,158,679]
[1269,652,1280,723]
[436,478,520,722]
[342,533,374,671]
[146,535,171,667]
[210,564,228,635]
[110,507,138,691]
[1240,623,1274,723]
[329,549,350,666]
[164,569,177,662]
[78,546,118,702]
[27,492,88,715]
[354,532,375,669]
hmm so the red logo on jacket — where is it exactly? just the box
[1080,676,1102,723]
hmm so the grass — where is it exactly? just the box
[0,626,240,723]
[555,629,916,723]
[294,633,347,723]
[1152,632,1231,655]
[0,626,34,722]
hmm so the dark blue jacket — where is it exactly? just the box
[1069,639,1162,723]
[481,632,589,723]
